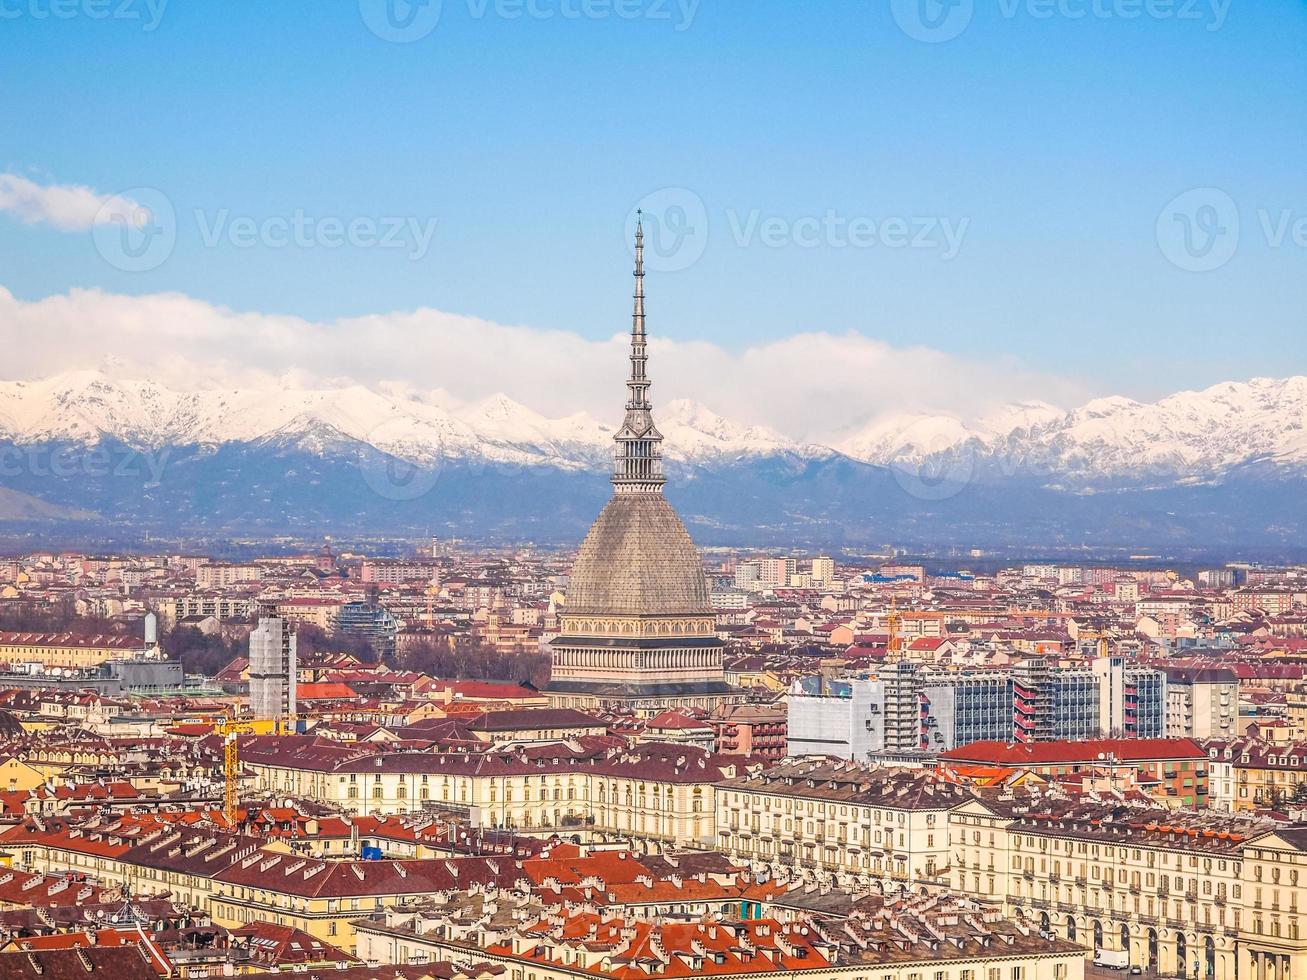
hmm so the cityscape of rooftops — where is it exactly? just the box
[0,3,1304,979]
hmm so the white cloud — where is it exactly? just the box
[0,285,1090,443]
[0,174,144,232]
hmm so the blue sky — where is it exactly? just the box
[1,0,1305,423]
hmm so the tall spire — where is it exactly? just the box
[612,213,665,493]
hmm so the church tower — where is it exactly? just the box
[545,219,739,715]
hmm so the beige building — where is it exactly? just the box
[0,631,148,668]
[240,734,738,847]
[1206,738,1307,811]
[715,759,969,883]
[1165,667,1240,739]
[949,791,1307,979]
[1240,828,1307,980]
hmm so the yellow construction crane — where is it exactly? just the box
[1077,629,1113,660]
[885,598,903,663]
[214,716,297,824]
[215,718,267,824]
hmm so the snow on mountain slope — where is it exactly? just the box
[0,372,801,468]
[0,372,1305,484]
[1007,377,1307,479]
[836,413,976,464]
[835,401,1064,465]
[658,399,811,461]
[836,379,1307,481]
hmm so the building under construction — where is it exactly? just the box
[248,611,297,723]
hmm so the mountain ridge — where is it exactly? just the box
[2,371,1305,486]
[0,371,1305,550]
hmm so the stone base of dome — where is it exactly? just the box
[542,678,748,717]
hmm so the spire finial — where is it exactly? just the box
[612,215,663,493]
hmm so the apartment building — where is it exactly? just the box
[195,563,263,588]
[714,759,970,882]
[949,792,1304,980]
[790,659,1167,758]
[0,631,149,668]
[1205,738,1307,811]
[786,678,883,760]
[1239,827,1307,980]
[710,702,787,761]
[1165,667,1239,739]
[239,735,739,847]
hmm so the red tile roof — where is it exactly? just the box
[940,738,1207,766]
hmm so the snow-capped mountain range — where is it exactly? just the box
[835,376,1307,485]
[0,371,807,472]
[1,371,1305,549]
[1,371,1306,485]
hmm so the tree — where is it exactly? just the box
[390,636,548,686]
[161,625,244,676]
